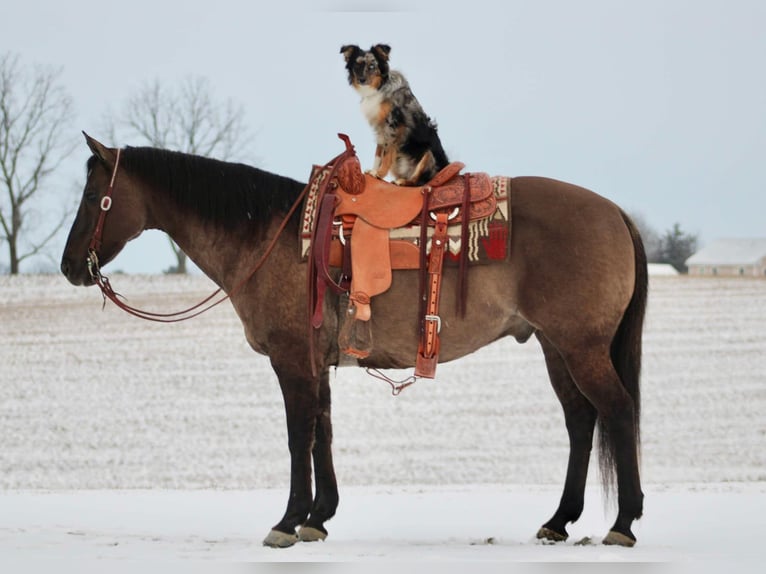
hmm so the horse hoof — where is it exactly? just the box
[536,526,568,543]
[602,530,636,547]
[298,526,328,542]
[263,529,299,548]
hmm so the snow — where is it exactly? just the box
[647,263,679,276]
[1,485,761,567]
[0,274,764,568]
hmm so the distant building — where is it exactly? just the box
[685,238,766,277]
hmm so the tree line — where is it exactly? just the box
[1,51,697,275]
[630,215,699,274]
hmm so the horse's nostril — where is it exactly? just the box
[60,258,70,277]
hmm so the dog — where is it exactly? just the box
[340,43,449,186]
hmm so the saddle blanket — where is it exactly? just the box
[300,165,511,265]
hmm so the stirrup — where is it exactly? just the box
[338,304,373,359]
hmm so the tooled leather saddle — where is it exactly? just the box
[307,134,500,378]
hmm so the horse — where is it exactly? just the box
[61,133,647,548]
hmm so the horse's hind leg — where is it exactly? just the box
[562,342,643,546]
[298,371,339,542]
[536,333,598,543]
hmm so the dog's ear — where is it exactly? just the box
[372,44,391,61]
[340,45,360,62]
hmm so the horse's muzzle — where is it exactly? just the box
[60,256,94,287]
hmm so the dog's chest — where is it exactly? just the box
[359,90,385,126]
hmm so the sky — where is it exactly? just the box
[2,0,764,273]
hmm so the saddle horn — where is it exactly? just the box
[335,134,364,195]
[337,133,355,153]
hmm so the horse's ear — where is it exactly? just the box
[82,132,116,166]
[340,44,360,63]
[372,44,391,61]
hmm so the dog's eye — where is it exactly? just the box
[367,63,376,71]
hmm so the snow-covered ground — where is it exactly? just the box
[0,274,764,568]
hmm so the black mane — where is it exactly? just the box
[114,147,307,229]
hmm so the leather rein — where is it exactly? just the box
[86,148,311,323]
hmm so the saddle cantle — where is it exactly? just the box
[306,134,510,378]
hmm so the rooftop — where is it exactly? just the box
[686,238,766,266]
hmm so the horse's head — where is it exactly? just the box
[60,133,148,286]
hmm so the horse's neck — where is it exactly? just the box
[147,195,265,290]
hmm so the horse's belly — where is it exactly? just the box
[351,265,522,369]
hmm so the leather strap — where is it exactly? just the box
[426,161,465,187]
[415,211,449,378]
[88,148,122,255]
[457,175,471,316]
[311,189,350,328]
[307,138,358,326]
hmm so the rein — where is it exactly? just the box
[86,149,311,323]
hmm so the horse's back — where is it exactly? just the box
[509,176,636,283]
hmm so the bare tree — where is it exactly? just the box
[0,52,75,274]
[106,76,252,274]
[628,212,661,262]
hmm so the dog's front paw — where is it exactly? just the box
[365,169,382,179]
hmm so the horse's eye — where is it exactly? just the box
[84,190,98,202]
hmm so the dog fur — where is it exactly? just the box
[340,43,449,186]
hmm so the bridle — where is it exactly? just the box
[86,148,121,279]
[85,147,312,323]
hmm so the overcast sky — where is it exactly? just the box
[2,0,764,273]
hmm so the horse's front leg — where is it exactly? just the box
[263,363,321,548]
[298,370,339,542]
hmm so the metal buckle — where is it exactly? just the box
[333,219,346,245]
[86,249,100,280]
[424,314,442,333]
[100,196,112,211]
[429,207,459,221]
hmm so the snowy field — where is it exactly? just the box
[0,273,764,569]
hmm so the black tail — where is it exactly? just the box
[597,210,648,493]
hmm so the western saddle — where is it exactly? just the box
[308,134,496,378]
